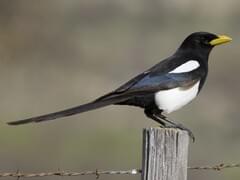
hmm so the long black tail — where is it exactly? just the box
[7,96,129,125]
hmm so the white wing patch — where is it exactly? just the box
[170,60,200,73]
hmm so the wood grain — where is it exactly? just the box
[142,128,189,180]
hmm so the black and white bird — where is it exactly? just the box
[8,32,232,140]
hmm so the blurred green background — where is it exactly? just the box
[0,1,239,180]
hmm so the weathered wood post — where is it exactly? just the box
[142,127,189,180]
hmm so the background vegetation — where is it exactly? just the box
[0,1,239,180]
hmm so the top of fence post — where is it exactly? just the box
[142,127,189,180]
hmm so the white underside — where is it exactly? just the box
[154,81,200,113]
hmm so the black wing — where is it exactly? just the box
[97,67,204,101]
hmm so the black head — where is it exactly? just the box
[178,32,232,57]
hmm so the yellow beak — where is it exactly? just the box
[209,35,232,46]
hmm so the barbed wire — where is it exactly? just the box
[0,163,239,178]
[189,163,240,171]
[0,169,141,178]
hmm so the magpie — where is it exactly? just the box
[8,32,232,140]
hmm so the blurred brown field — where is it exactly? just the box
[0,1,240,180]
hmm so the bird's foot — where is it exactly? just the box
[164,123,195,142]
[155,114,195,142]
[145,109,195,142]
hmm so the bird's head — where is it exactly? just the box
[178,32,232,56]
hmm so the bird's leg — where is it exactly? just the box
[144,109,166,127]
[144,108,195,142]
[154,112,195,142]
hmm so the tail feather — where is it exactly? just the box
[7,96,128,125]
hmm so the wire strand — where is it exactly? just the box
[0,163,240,178]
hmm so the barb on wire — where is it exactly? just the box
[0,163,239,178]
[189,163,240,171]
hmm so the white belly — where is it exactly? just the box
[154,81,200,113]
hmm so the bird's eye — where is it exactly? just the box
[199,37,209,45]
[204,39,210,45]
[195,39,201,44]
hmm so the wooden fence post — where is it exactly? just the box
[142,127,189,180]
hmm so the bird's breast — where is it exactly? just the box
[154,81,200,113]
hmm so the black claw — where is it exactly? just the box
[184,128,195,143]
[165,124,195,142]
